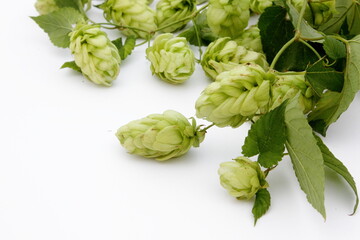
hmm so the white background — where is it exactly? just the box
[1,1,359,239]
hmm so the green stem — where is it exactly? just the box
[192,19,203,61]
[299,39,322,60]
[296,0,309,31]
[269,36,296,69]
[97,22,152,35]
[155,3,208,32]
[264,165,277,177]
[201,123,215,132]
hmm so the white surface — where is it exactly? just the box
[1,1,359,240]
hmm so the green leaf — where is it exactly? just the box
[323,36,347,59]
[285,1,324,41]
[242,102,287,168]
[258,6,294,65]
[252,188,271,225]
[112,36,136,60]
[258,6,319,71]
[314,135,359,215]
[346,0,360,35]
[308,91,341,135]
[31,8,83,48]
[60,61,82,73]
[318,0,358,35]
[305,59,344,97]
[285,96,326,219]
[309,35,360,135]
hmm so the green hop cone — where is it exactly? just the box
[234,25,263,53]
[270,72,315,113]
[195,64,275,128]
[156,0,196,33]
[219,157,268,199]
[69,23,121,86]
[309,0,337,26]
[249,0,274,14]
[100,0,156,39]
[35,0,59,15]
[116,110,206,161]
[201,37,268,80]
[146,33,195,84]
[206,0,251,39]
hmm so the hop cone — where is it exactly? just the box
[219,157,268,199]
[146,33,195,84]
[195,64,275,128]
[156,0,196,33]
[100,0,156,39]
[270,72,315,113]
[249,0,273,14]
[234,25,262,52]
[201,37,268,80]
[309,0,337,26]
[116,110,205,161]
[206,0,251,39]
[35,0,59,15]
[69,23,121,86]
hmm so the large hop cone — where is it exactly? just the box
[146,33,195,84]
[201,37,268,80]
[116,110,205,161]
[206,0,251,39]
[309,0,337,26]
[156,0,197,33]
[69,23,121,86]
[270,72,315,113]
[249,0,274,14]
[234,25,263,53]
[195,64,275,128]
[100,0,156,39]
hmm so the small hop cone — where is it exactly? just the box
[249,0,274,14]
[219,157,268,199]
[234,25,263,53]
[156,0,197,33]
[100,0,156,39]
[201,37,268,80]
[270,72,315,113]
[69,23,121,86]
[116,110,206,161]
[146,33,195,84]
[309,0,337,26]
[35,0,59,15]
[196,64,275,128]
[206,0,251,39]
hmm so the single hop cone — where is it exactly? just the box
[146,33,195,84]
[195,64,275,128]
[156,0,197,33]
[249,0,274,14]
[201,37,268,80]
[270,72,315,113]
[116,110,206,161]
[206,0,251,39]
[234,25,263,53]
[69,23,121,86]
[218,157,268,199]
[99,0,156,39]
[35,0,59,15]
[309,0,337,26]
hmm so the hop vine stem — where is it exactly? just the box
[269,0,324,69]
